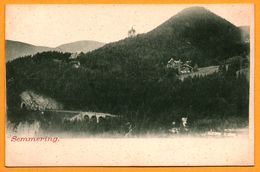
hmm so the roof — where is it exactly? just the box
[182,64,193,69]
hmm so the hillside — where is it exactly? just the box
[179,66,219,81]
[5,40,52,62]
[6,7,249,130]
[5,40,105,61]
[55,40,105,53]
[80,7,245,68]
[20,90,63,110]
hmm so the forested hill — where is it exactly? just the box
[5,40,105,62]
[6,7,249,125]
[79,7,246,68]
[5,40,52,62]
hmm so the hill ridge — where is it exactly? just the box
[5,40,105,61]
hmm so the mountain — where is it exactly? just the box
[55,40,105,53]
[6,6,249,125]
[80,6,245,67]
[5,40,52,62]
[5,40,105,61]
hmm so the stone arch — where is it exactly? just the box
[84,115,90,122]
[97,116,106,124]
[20,102,26,109]
[90,116,97,124]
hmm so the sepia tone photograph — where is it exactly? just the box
[5,4,254,166]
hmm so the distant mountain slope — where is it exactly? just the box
[5,40,52,62]
[239,26,250,43]
[5,40,105,61]
[80,7,245,67]
[55,40,105,53]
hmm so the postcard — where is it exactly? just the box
[5,4,254,166]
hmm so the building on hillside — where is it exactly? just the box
[68,52,81,68]
[70,60,81,68]
[166,58,182,69]
[179,64,193,74]
[128,26,136,38]
[167,58,193,74]
[69,52,78,60]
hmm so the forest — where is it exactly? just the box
[6,7,251,134]
[6,50,249,134]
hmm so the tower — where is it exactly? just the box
[128,26,136,38]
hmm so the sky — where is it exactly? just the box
[5,4,254,47]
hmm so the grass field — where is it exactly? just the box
[179,65,219,80]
